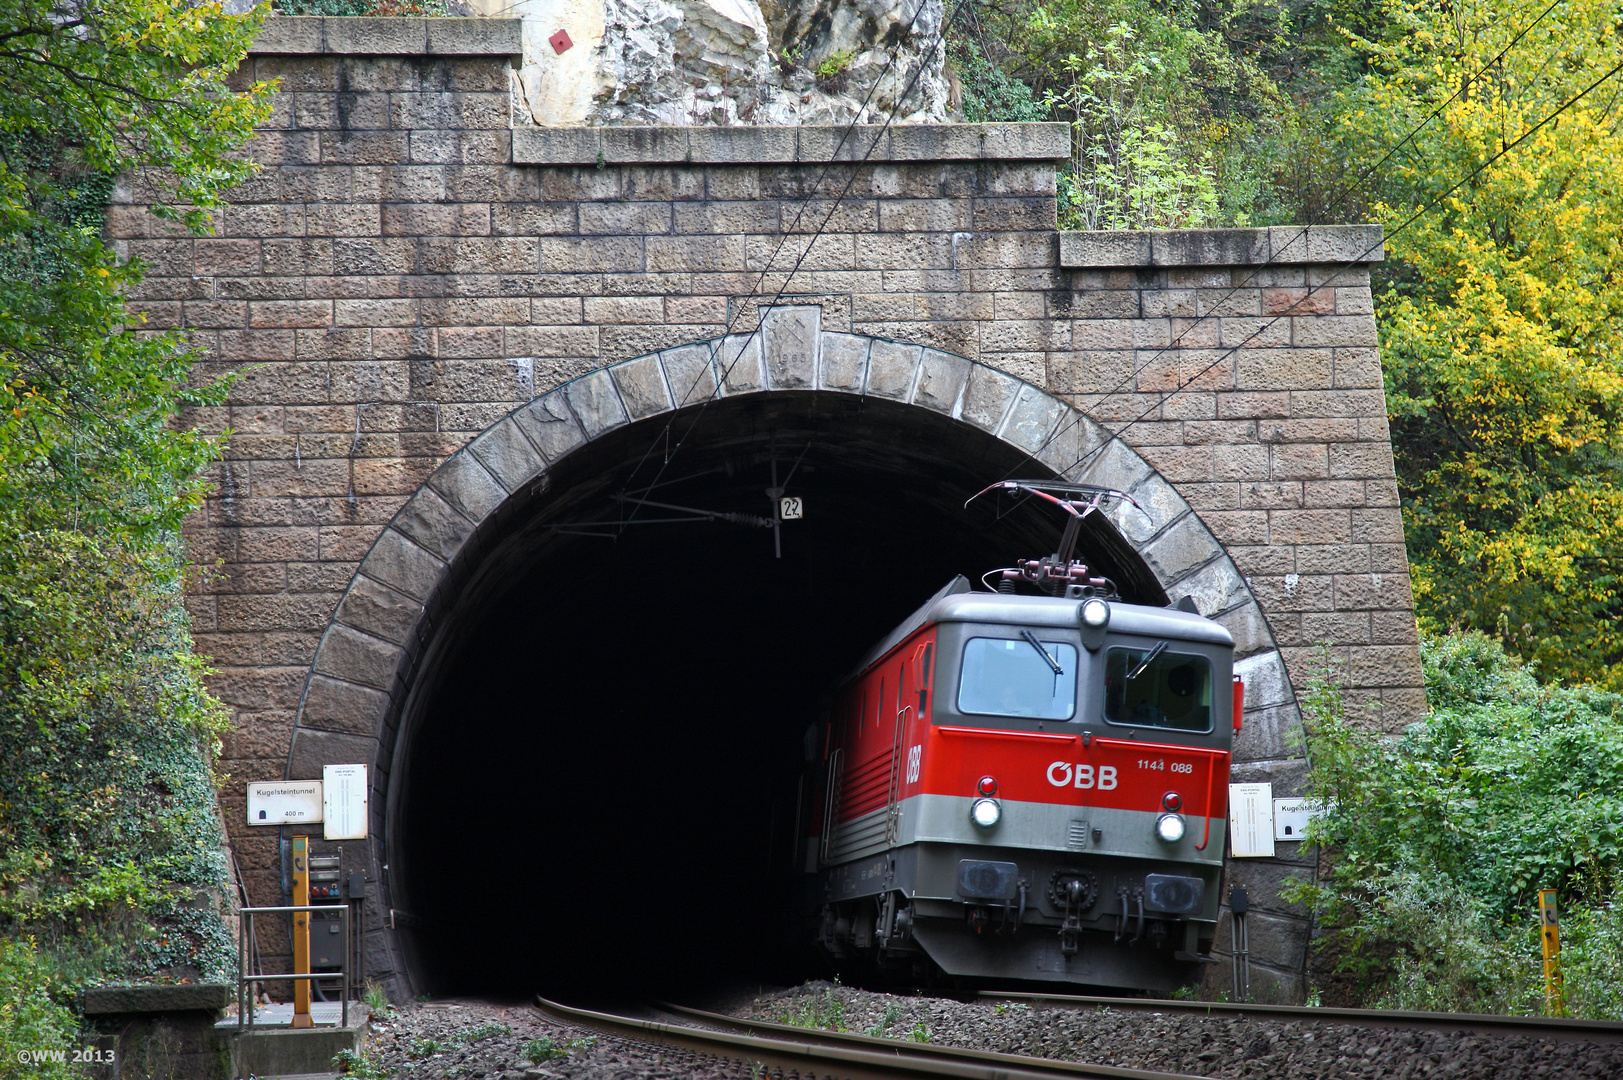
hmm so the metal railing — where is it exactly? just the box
[237,904,351,1031]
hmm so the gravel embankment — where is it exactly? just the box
[729,982,1623,1079]
[350,999,752,1080]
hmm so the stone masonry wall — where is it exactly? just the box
[112,17,1425,1000]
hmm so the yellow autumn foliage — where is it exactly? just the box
[1341,0,1623,686]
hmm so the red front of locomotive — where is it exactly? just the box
[807,586,1236,991]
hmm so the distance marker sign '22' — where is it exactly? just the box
[1047,762,1118,789]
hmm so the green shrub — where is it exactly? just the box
[1295,633,1623,1017]
[0,938,79,1080]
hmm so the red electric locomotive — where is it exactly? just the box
[800,481,1240,991]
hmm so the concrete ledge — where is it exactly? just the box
[250,15,522,58]
[512,122,1070,166]
[82,983,233,1015]
[1060,225,1384,268]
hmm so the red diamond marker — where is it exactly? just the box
[549,29,572,54]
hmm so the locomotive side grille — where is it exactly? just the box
[837,753,892,822]
[1066,820,1091,850]
[825,808,890,863]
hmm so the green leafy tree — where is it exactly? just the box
[1334,0,1623,687]
[0,0,270,997]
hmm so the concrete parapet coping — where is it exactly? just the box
[81,983,233,1015]
[249,15,522,58]
[511,122,1071,166]
[1060,225,1385,268]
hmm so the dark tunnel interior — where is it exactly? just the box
[391,392,1161,998]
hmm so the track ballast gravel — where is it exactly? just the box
[728,982,1623,1080]
[354,999,756,1080]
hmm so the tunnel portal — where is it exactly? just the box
[389,391,1165,996]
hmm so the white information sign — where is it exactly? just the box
[1274,797,1326,841]
[322,764,369,840]
[779,496,804,520]
[246,780,323,826]
[1228,782,1275,857]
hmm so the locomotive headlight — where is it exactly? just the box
[1079,597,1110,651]
[970,797,1002,828]
[1156,813,1187,844]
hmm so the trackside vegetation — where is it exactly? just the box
[1296,633,1623,1017]
[0,0,269,1065]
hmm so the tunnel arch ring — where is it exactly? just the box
[284,309,1287,995]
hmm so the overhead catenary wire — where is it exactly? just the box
[986,0,1573,498]
[989,0,1605,503]
[1032,51,1623,490]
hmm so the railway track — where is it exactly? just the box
[979,990,1623,1046]
[532,997,1206,1080]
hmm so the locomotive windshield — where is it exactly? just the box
[958,637,1078,720]
[1104,646,1213,731]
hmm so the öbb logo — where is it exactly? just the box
[1046,761,1118,790]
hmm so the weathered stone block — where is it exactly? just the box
[563,368,630,437]
[1058,231,1150,268]
[1167,556,1248,618]
[1105,473,1186,546]
[717,333,764,395]
[357,527,445,601]
[309,623,402,691]
[955,361,1017,433]
[511,389,585,461]
[660,343,720,406]
[992,383,1060,454]
[334,575,422,646]
[1231,699,1304,764]
[1075,435,1154,493]
[609,354,675,420]
[425,450,507,524]
[818,332,869,393]
[864,339,921,400]
[1235,649,1293,711]
[761,305,821,390]
[1140,513,1222,583]
[299,673,390,736]
[1215,600,1275,659]
[288,728,379,781]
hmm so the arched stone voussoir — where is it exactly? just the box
[1104,470,1192,548]
[426,448,507,523]
[467,415,546,492]
[609,353,676,420]
[563,368,631,439]
[998,383,1068,455]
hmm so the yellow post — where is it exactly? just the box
[291,835,313,1029]
[1538,889,1565,1018]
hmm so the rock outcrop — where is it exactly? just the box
[492,0,948,126]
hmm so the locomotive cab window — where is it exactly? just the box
[1104,646,1212,731]
[957,637,1078,720]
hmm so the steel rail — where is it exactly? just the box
[978,991,1623,1046]
[533,997,1206,1080]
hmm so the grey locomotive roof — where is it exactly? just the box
[847,578,1233,682]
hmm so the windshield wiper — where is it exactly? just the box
[1125,641,1167,680]
[1020,629,1064,675]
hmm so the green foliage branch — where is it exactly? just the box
[1293,633,1623,1016]
[1326,0,1623,687]
[0,0,271,1031]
